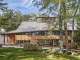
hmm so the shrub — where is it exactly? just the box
[24,43,42,51]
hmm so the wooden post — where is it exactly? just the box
[4,34,5,45]
[7,35,8,45]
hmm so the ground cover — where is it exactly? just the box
[0,48,80,60]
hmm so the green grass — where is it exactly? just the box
[0,48,80,60]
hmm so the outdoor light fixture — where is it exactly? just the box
[1,28,5,33]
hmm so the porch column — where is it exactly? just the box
[52,40,54,47]
[3,34,5,45]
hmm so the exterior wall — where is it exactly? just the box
[0,34,8,45]
[7,34,60,44]
[7,34,15,44]
[5,33,72,48]
[5,35,8,45]
[0,35,4,44]
[15,35,31,41]
[15,35,60,41]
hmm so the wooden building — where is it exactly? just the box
[0,17,77,48]
[2,30,73,48]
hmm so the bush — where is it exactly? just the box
[24,43,42,51]
[0,44,2,47]
[66,51,72,55]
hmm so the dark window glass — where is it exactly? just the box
[53,40,59,46]
[38,40,53,46]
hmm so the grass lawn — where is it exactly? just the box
[0,48,80,60]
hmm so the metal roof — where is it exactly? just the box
[6,19,78,34]
[7,21,48,34]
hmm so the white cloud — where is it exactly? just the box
[22,0,29,4]
[22,0,32,5]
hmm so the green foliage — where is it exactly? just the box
[0,0,7,10]
[0,9,23,31]
[0,48,80,60]
[24,43,42,51]
[74,30,80,47]
[33,0,79,16]
[33,0,80,49]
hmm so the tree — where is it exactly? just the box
[74,29,80,48]
[0,8,39,31]
[22,14,37,21]
[0,0,7,10]
[0,9,23,31]
[33,0,79,49]
[74,9,80,47]
[0,0,7,31]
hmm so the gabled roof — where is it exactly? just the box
[7,21,48,34]
[7,19,78,34]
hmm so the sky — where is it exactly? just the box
[4,0,40,14]
[4,0,58,16]
[3,0,77,30]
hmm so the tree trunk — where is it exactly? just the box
[59,1,68,49]
[71,1,79,48]
[62,2,68,49]
[59,2,63,49]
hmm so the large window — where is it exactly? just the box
[38,40,53,46]
[32,31,47,35]
[53,40,59,46]
[16,40,30,45]
[38,40,59,47]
